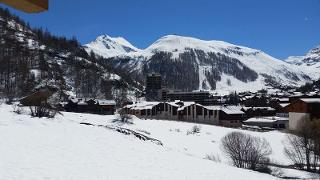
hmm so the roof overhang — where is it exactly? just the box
[0,0,48,13]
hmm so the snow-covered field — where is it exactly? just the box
[0,104,318,180]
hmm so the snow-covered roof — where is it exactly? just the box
[221,106,244,115]
[96,100,116,106]
[279,98,289,102]
[177,102,196,111]
[167,102,180,107]
[242,107,275,111]
[290,92,305,97]
[280,103,290,108]
[78,101,88,105]
[203,105,221,111]
[244,116,288,123]
[300,98,320,103]
[129,101,160,110]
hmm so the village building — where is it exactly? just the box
[125,101,245,127]
[64,98,116,115]
[20,88,54,106]
[145,73,163,101]
[218,106,246,128]
[286,98,320,130]
[163,91,217,105]
[241,107,276,118]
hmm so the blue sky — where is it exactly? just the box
[1,0,320,59]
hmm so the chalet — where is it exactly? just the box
[125,102,160,117]
[286,98,320,130]
[64,98,116,115]
[241,107,276,118]
[243,116,288,130]
[97,100,116,115]
[219,106,246,128]
[20,88,54,106]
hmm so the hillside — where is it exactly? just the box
[0,8,141,101]
[86,35,316,94]
[0,103,318,179]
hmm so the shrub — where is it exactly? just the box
[12,104,23,114]
[117,108,131,123]
[205,154,221,163]
[30,102,57,118]
[187,125,201,135]
[221,131,272,171]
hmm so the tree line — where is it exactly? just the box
[0,7,141,103]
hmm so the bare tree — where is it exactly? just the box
[284,119,320,173]
[221,131,272,172]
[114,86,131,123]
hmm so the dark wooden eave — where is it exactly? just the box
[0,0,48,13]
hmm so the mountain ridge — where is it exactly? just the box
[85,34,317,94]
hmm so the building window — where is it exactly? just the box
[173,107,177,116]
[196,106,203,116]
[214,111,217,118]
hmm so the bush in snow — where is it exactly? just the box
[117,108,132,123]
[30,102,57,118]
[205,154,221,163]
[270,167,284,178]
[12,104,23,114]
[221,131,272,173]
[187,125,201,135]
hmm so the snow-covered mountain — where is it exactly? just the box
[86,35,316,94]
[84,35,139,58]
[285,46,320,68]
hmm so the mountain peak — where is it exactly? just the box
[307,45,320,55]
[84,34,139,58]
[285,45,320,67]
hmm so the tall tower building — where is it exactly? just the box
[145,73,162,101]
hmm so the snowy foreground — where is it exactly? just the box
[0,104,318,180]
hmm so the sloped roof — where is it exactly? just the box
[244,116,288,123]
[96,100,116,106]
[242,107,275,111]
[129,101,160,110]
[221,106,244,115]
[300,98,320,103]
[1,0,48,13]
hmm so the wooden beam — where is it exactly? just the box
[0,0,48,13]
